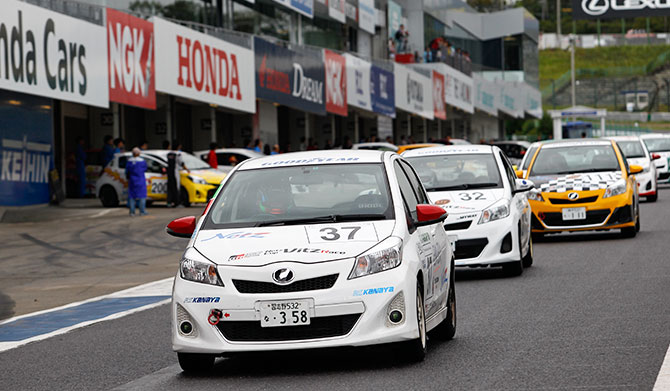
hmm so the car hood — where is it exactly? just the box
[529,172,622,193]
[428,188,505,213]
[182,169,226,184]
[193,220,395,266]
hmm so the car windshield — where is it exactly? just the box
[617,141,645,158]
[405,154,503,191]
[181,153,211,170]
[530,145,620,176]
[205,164,393,228]
[643,137,670,153]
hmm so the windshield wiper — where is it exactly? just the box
[428,183,499,191]
[255,214,387,227]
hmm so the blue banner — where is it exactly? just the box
[254,37,325,116]
[371,66,395,118]
[0,90,54,206]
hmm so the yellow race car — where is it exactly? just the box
[519,139,642,238]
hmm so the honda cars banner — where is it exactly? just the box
[153,18,255,113]
[394,64,433,120]
[345,54,372,112]
[0,0,109,108]
[432,70,446,120]
[255,37,325,115]
[107,9,156,110]
[324,50,347,116]
[371,65,395,118]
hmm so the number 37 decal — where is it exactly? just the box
[305,223,378,243]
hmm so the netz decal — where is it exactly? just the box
[202,232,270,241]
[184,296,220,304]
[229,248,346,261]
[353,286,394,296]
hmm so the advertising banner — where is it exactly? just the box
[371,65,395,118]
[0,91,53,206]
[107,9,156,110]
[473,74,498,117]
[0,0,109,108]
[359,0,376,34]
[153,18,255,113]
[524,83,542,119]
[324,50,347,116]
[328,0,346,23]
[496,81,523,118]
[443,65,474,114]
[394,64,433,120]
[345,54,372,112]
[255,37,325,115]
[572,0,670,20]
[274,0,314,18]
[432,70,446,120]
[387,0,402,39]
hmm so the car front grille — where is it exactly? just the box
[540,209,610,227]
[549,196,598,205]
[443,221,472,231]
[659,172,670,180]
[232,274,339,294]
[454,238,488,260]
[216,314,361,342]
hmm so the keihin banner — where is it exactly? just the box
[572,0,670,19]
[0,0,109,108]
[153,18,255,113]
[394,64,433,120]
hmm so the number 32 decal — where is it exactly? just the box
[305,223,378,243]
[458,192,485,201]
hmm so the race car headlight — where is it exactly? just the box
[349,237,402,279]
[188,175,207,185]
[603,179,628,199]
[528,190,544,202]
[478,199,510,224]
[179,248,222,286]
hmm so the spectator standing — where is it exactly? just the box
[307,138,317,150]
[324,139,333,150]
[166,141,186,208]
[102,135,115,167]
[139,140,148,150]
[126,148,148,216]
[253,139,263,153]
[271,144,280,155]
[395,24,409,53]
[207,142,218,169]
[299,137,306,151]
[388,38,397,59]
[75,137,87,198]
[399,135,407,145]
[113,138,125,154]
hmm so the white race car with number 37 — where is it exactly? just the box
[166,150,457,373]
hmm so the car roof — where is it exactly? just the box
[539,138,614,149]
[604,136,643,142]
[237,150,386,170]
[402,144,493,157]
[352,142,398,151]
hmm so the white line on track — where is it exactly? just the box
[654,342,670,390]
[0,277,174,353]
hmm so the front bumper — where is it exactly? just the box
[172,258,422,354]
[185,183,219,204]
[636,170,657,196]
[445,215,519,267]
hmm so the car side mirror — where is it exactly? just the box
[167,216,196,238]
[628,165,643,175]
[513,178,535,194]
[515,170,524,179]
[416,204,448,227]
[652,153,661,161]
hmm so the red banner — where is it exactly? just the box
[107,9,156,109]
[324,50,347,117]
[432,70,446,120]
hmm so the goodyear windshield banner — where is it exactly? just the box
[254,37,325,115]
[0,91,54,206]
[573,0,670,19]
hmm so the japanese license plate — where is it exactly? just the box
[562,207,586,221]
[259,300,311,328]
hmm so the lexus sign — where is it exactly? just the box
[572,0,670,19]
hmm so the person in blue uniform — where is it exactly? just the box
[126,148,148,216]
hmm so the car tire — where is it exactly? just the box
[621,213,639,238]
[180,187,191,207]
[405,284,427,362]
[177,352,215,373]
[99,185,119,207]
[522,232,533,268]
[431,260,456,341]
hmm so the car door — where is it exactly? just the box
[394,159,448,318]
[499,150,531,250]
[144,156,168,200]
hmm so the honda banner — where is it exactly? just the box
[394,64,433,120]
[153,18,255,113]
[371,65,395,118]
[255,37,325,115]
[345,54,372,112]
[107,9,156,110]
[432,70,446,120]
[0,0,109,108]
[324,50,347,116]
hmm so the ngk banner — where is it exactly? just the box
[345,54,372,112]
[0,0,109,108]
[153,18,255,113]
[107,9,155,110]
[572,0,670,20]
[394,64,433,120]
[432,70,446,120]
[255,37,325,115]
[324,50,347,116]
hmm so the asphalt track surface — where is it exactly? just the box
[2,193,670,390]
